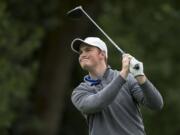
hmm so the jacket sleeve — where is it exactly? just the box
[71,75,126,114]
[129,76,164,111]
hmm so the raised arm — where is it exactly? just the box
[129,56,164,110]
[71,75,126,114]
[129,75,163,110]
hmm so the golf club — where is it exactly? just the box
[67,6,125,54]
[67,5,139,70]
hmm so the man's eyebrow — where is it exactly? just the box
[80,46,92,50]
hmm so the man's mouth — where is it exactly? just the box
[80,58,89,62]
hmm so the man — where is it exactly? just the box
[70,37,163,135]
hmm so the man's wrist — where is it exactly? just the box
[120,69,129,80]
[135,75,147,84]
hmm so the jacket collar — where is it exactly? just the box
[84,65,111,86]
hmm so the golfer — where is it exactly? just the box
[71,37,163,135]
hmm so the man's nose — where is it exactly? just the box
[80,51,87,57]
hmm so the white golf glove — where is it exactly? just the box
[129,57,144,77]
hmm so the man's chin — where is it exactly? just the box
[80,64,91,71]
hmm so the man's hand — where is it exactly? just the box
[129,57,144,77]
[120,54,132,79]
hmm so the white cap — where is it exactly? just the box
[71,37,108,57]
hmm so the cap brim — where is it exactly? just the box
[71,38,86,54]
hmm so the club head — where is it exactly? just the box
[67,6,84,19]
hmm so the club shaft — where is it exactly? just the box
[80,7,125,55]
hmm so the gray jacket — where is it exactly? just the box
[71,67,163,135]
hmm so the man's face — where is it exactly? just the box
[78,44,105,70]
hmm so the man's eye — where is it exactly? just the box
[86,48,91,51]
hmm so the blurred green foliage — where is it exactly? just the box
[0,0,59,134]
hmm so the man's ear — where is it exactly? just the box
[100,51,106,57]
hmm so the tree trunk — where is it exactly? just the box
[33,1,103,135]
